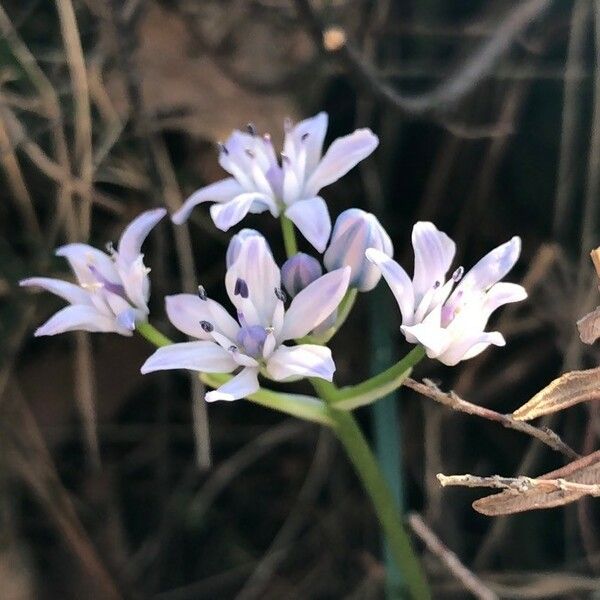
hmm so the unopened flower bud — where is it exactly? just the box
[226,229,265,268]
[281,253,323,297]
[324,209,393,292]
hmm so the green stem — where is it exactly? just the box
[136,320,172,347]
[319,396,430,599]
[331,346,426,410]
[280,214,298,257]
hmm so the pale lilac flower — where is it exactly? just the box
[20,208,166,336]
[141,233,351,401]
[366,222,527,365]
[324,208,393,292]
[172,113,379,253]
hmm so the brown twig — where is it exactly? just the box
[408,512,498,600]
[437,473,600,496]
[403,378,579,460]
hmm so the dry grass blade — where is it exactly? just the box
[467,450,600,516]
[592,246,600,278]
[512,367,600,420]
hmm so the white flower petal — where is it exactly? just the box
[484,282,528,314]
[305,128,379,196]
[165,294,240,340]
[34,304,125,336]
[437,331,505,366]
[400,322,453,358]
[280,267,350,341]
[117,208,166,265]
[172,178,245,225]
[366,248,415,325]
[20,277,92,306]
[266,344,335,381]
[285,196,332,253]
[452,236,522,299]
[289,112,328,175]
[140,341,238,374]
[411,222,456,301]
[56,243,119,287]
[210,192,277,231]
[225,235,280,326]
[205,367,260,402]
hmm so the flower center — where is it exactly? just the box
[236,325,268,358]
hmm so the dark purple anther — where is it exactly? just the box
[452,266,464,282]
[301,132,309,141]
[245,148,255,159]
[218,142,228,155]
[234,278,249,298]
[200,320,214,333]
[246,122,257,136]
[274,287,287,302]
[197,285,207,301]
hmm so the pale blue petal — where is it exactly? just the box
[172,177,245,225]
[140,341,238,374]
[411,221,456,301]
[205,367,260,402]
[437,331,505,366]
[210,192,278,231]
[365,248,415,325]
[305,128,378,196]
[20,277,92,306]
[117,208,166,265]
[266,344,335,381]
[34,305,124,336]
[56,243,119,287]
[279,267,350,341]
[285,196,331,253]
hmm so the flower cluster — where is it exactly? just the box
[21,112,527,403]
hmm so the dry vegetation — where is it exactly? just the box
[1,0,600,598]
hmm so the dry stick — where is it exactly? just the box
[0,105,40,236]
[407,513,498,600]
[553,0,590,241]
[55,0,94,238]
[293,0,555,117]
[403,378,579,461]
[437,474,600,497]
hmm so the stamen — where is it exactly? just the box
[274,287,287,302]
[217,142,229,155]
[452,266,465,282]
[280,152,290,164]
[105,241,115,255]
[433,280,441,289]
[263,133,272,144]
[245,148,255,159]
[197,285,207,301]
[301,132,310,141]
[234,278,249,298]
[246,122,257,136]
[228,345,238,352]
[200,320,214,333]
[265,326,274,334]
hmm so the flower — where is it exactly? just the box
[141,233,351,401]
[20,208,166,336]
[281,253,323,297]
[172,112,379,253]
[324,208,393,292]
[366,222,527,365]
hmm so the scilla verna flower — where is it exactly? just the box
[324,208,393,292]
[141,233,350,401]
[172,112,379,253]
[20,208,166,336]
[366,222,527,365]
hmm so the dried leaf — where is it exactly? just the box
[473,451,600,516]
[512,367,600,421]
[577,306,600,344]
[591,247,600,279]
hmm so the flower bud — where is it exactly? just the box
[226,229,265,268]
[324,209,393,292]
[281,253,322,297]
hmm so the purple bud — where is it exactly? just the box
[324,209,393,292]
[281,253,323,297]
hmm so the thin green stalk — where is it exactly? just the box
[280,214,298,257]
[318,391,430,599]
[136,322,332,425]
[331,345,426,409]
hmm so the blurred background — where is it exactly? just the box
[1,0,600,597]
